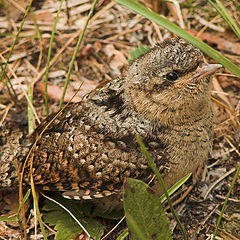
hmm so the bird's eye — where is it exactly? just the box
[165,71,179,82]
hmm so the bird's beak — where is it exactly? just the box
[193,64,222,80]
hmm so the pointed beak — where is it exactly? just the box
[193,64,222,80]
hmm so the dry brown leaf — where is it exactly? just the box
[34,11,55,22]
[5,0,27,21]
[103,44,127,76]
[35,79,97,103]
[1,192,22,227]
[189,30,240,55]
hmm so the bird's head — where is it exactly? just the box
[126,38,221,126]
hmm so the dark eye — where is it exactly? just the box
[166,71,178,81]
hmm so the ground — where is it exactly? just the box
[0,0,239,239]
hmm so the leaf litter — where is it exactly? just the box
[0,0,239,239]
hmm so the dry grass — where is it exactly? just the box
[0,0,239,239]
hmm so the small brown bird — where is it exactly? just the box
[0,38,221,206]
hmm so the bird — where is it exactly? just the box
[0,38,221,208]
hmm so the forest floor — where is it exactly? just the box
[0,0,239,239]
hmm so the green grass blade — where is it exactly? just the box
[159,173,192,203]
[59,0,99,108]
[44,0,65,116]
[0,0,8,12]
[31,181,47,239]
[215,0,240,38]
[0,190,30,222]
[30,8,42,40]
[136,135,187,240]
[115,0,240,77]
[0,0,34,82]
[208,0,240,38]
[17,189,31,218]
[0,217,18,221]
[212,165,240,239]
[27,86,34,134]
[230,0,240,11]
[116,229,128,240]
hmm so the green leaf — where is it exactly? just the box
[115,0,240,77]
[92,206,124,220]
[128,45,150,63]
[43,195,104,240]
[123,178,173,240]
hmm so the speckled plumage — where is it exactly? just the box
[0,38,220,203]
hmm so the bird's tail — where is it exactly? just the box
[0,123,30,190]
